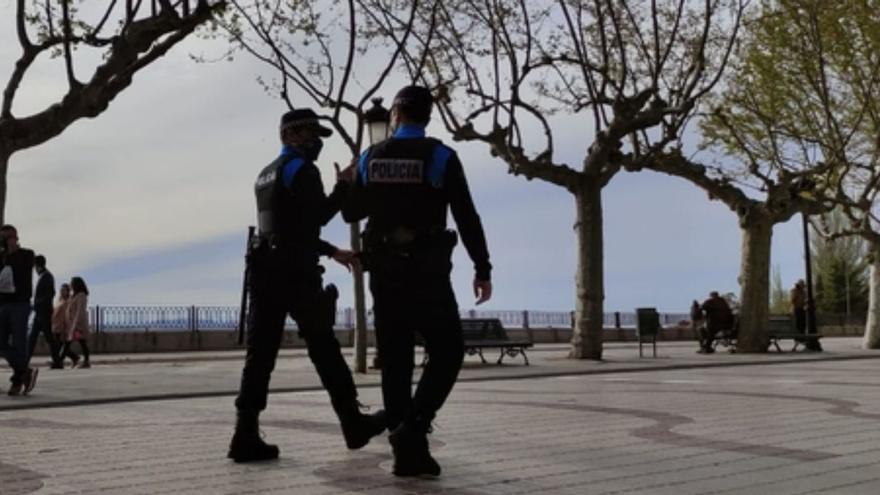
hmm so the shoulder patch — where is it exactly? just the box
[428,144,453,188]
[255,169,277,189]
[357,150,370,184]
[368,158,425,184]
[282,157,306,188]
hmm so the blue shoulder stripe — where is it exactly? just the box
[429,144,453,187]
[282,157,306,188]
[357,150,370,184]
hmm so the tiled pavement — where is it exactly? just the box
[2,339,880,494]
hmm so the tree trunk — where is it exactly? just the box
[863,243,880,349]
[570,180,604,360]
[737,218,773,352]
[0,152,8,225]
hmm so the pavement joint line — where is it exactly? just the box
[1,352,879,412]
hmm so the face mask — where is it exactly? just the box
[302,137,324,161]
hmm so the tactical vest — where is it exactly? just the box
[254,152,305,240]
[357,137,454,240]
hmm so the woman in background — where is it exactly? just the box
[53,283,77,367]
[64,277,91,368]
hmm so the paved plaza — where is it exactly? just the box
[2,339,880,494]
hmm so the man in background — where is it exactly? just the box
[699,291,734,353]
[28,255,62,369]
[0,225,38,395]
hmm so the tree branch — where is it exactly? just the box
[15,0,32,50]
[653,149,749,202]
[452,121,580,190]
[60,0,80,90]
[2,1,224,153]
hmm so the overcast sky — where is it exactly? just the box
[0,2,810,313]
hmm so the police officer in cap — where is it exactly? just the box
[342,85,492,476]
[229,108,386,463]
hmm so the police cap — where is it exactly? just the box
[280,108,333,137]
[392,85,433,120]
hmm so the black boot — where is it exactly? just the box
[227,411,279,463]
[389,419,441,477]
[338,404,387,450]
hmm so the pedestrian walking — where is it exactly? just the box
[342,85,493,477]
[27,255,63,369]
[228,108,385,463]
[54,283,78,367]
[62,277,91,369]
[0,224,38,395]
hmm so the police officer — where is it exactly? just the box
[229,109,385,463]
[342,86,492,476]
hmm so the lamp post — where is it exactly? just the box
[802,212,823,351]
[350,97,390,373]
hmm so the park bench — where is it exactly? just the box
[461,318,532,365]
[767,315,823,352]
[418,318,532,366]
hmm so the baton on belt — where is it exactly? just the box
[238,226,256,346]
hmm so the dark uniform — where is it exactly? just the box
[343,105,492,476]
[229,109,384,463]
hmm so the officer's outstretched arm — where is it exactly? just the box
[317,240,337,258]
[447,155,492,283]
[341,174,370,223]
[293,164,346,226]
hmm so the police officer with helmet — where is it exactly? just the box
[342,85,493,476]
[229,108,386,463]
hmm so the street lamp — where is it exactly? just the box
[365,97,391,145]
[351,97,391,373]
[802,212,824,351]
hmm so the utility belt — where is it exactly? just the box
[249,232,294,252]
[248,233,324,276]
[361,227,457,272]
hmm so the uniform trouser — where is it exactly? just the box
[370,264,464,431]
[27,311,61,366]
[0,302,31,386]
[235,257,358,416]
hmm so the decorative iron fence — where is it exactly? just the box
[82,306,698,333]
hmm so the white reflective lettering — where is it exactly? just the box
[368,159,424,183]
[255,170,277,188]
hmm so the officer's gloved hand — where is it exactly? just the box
[474,278,492,305]
[334,161,357,183]
[332,249,360,272]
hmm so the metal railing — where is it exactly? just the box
[82,305,698,333]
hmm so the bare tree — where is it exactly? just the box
[375,0,744,359]
[0,0,226,223]
[211,0,422,371]
[647,0,876,351]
